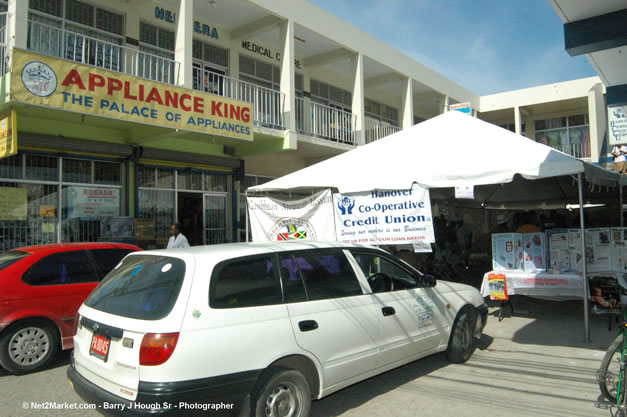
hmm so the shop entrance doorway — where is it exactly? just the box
[177,192,203,246]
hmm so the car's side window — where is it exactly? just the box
[22,250,98,286]
[351,252,419,293]
[210,255,282,308]
[279,255,308,303]
[88,248,135,280]
[291,250,363,301]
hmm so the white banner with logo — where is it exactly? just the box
[247,189,335,242]
[333,186,435,245]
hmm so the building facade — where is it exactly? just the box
[0,0,611,250]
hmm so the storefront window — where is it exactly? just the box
[95,161,121,185]
[157,168,174,189]
[138,189,175,243]
[178,170,203,191]
[205,174,227,192]
[63,158,91,183]
[0,154,23,179]
[0,182,58,252]
[26,155,58,182]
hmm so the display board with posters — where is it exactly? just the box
[611,228,627,272]
[333,185,435,246]
[522,232,546,272]
[247,189,336,242]
[568,229,584,272]
[491,233,523,270]
[547,229,571,271]
[585,228,611,273]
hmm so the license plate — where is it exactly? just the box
[89,333,111,362]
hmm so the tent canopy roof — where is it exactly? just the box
[250,111,592,194]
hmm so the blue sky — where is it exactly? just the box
[308,0,597,95]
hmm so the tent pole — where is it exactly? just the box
[621,185,624,227]
[577,173,590,343]
[245,194,250,243]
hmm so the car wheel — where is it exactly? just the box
[0,320,58,375]
[252,367,311,417]
[446,308,476,363]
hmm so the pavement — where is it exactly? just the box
[0,295,622,417]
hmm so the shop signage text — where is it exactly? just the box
[0,110,17,160]
[13,50,253,141]
[608,105,627,145]
[155,7,219,39]
[242,41,302,69]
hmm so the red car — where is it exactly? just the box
[0,242,141,375]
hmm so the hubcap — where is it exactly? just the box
[8,327,50,367]
[265,382,300,417]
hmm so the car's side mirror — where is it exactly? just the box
[422,274,437,287]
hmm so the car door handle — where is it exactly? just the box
[298,320,319,332]
[382,306,396,317]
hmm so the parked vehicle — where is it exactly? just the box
[68,242,487,416]
[0,242,141,375]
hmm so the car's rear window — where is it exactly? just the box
[85,254,186,320]
[0,250,30,271]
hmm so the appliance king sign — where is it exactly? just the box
[333,185,435,245]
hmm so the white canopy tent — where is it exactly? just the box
[248,111,627,342]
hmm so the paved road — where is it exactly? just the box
[0,298,619,417]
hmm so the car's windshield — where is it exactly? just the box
[0,250,30,271]
[85,254,186,320]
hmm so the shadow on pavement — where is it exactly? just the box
[311,351,452,417]
[486,295,617,351]
[0,349,71,378]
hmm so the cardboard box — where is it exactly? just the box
[522,232,546,271]
[491,233,523,271]
[547,229,571,271]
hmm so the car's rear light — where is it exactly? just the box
[139,333,179,366]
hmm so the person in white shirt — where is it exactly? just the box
[612,144,627,173]
[167,222,190,249]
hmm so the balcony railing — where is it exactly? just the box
[295,97,356,144]
[551,142,591,159]
[27,20,179,85]
[0,12,8,77]
[193,67,284,129]
[365,117,401,144]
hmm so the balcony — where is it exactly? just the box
[27,20,179,85]
[365,117,401,144]
[295,97,356,145]
[193,68,284,129]
[551,142,591,160]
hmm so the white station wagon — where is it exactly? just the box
[68,242,487,416]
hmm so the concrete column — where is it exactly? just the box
[588,82,606,164]
[175,0,193,88]
[443,95,450,114]
[229,42,239,78]
[124,7,140,77]
[8,0,27,50]
[401,77,414,129]
[351,52,365,145]
[279,19,296,149]
[514,106,522,135]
